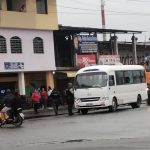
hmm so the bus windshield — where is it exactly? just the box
[75,72,107,88]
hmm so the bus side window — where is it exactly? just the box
[109,75,115,86]
[125,77,130,84]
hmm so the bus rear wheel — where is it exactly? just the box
[109,98,118,112]
[81,109,88,115]
[131,95,141,109]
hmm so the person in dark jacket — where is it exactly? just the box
[65,83,74,116]
[1,89,16,118]
[50,89,60,115]
[13,90,23,117]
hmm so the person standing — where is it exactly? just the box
[65,83,74,116]
[47,86,52,107]
[50,89,60,115]
[31,89,39,114]
[40,87,47,109]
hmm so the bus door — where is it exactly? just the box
[108,74,116,104]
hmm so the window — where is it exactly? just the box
[7,0,13,11]
[140,70,146,83]
[124,71,133,84]
[33,37,44,53]
[7,0,26,12]
[116,70,145,85]
[10,36,22,53]
[36,0,48,14]
[76,72,107,88]
[115,71,124,85]
[0,1,2,10]
[133,70,141,84]
[0,36,7,53]
[109,75,115,86]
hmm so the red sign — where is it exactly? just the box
[76,54,96,68]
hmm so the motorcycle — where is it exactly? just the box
[0,106,24,127]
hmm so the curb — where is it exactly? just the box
[24,112,69,120]
[23,107,69,119]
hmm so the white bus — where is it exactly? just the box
[74,65,148,114]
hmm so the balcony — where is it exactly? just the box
[0,0,58,30]
[0,10,58,30]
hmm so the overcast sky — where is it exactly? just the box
[56,0,150,42]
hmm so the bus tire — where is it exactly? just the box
[131,95,141,109]
[109,98,117,112]
[81,109,88,115]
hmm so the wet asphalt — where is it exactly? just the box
[0,104,150,150]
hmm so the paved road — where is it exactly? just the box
[1,104,150,150]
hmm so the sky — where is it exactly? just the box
[56,0,150,42]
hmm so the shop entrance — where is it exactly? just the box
[0,73,18,100]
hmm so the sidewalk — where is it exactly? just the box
[23,105,69,119]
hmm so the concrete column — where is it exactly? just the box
[132,35,138,64]
[1,0,7,10]
[113,35,118,55]
[18,72,25,95]
[46,71,54,89]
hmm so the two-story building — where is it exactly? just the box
[0,0,58,96]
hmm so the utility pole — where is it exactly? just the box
[132,34,138,64]
[101,0,106,41]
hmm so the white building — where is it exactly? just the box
[0,0,58,96]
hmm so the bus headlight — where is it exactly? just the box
[101,96,109,101]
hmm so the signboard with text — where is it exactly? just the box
[98,55,121,65]
[73,34,98,54]
[4,62,24,70]
[76,54,96,68]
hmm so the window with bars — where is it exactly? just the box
[0,36,7,53]
[33,37,44,54]
[10,36,22,53]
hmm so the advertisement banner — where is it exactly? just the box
[4,62,24,70]
[76,54,96,68]
[98,55,121,65]
[73,34,98,54]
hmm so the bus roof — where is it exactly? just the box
[76,65,144,75]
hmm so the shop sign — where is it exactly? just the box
[73,34,98,54]
[4,62,24,70]
[98,55,121,65]
[76,54,96,68]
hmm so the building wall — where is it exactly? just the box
[99,42,150,65]
[0,0,58,30]
[0,28,56,72]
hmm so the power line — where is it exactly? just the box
[56,3,150,15]
[1,2,150,17]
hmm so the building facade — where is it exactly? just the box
[0,0,58,96]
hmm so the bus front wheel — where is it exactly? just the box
[109,98,118,112]
[81,109,88,115]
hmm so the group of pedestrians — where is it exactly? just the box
[31,87,50,114]
[31,83,75,116]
